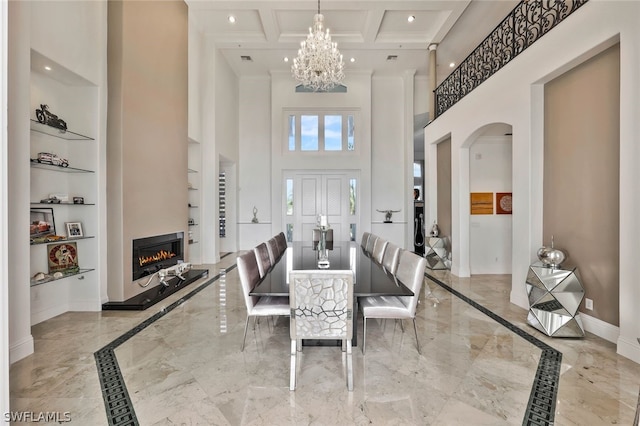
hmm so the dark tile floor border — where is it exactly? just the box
[425,272,562,426]
[93,264,559,425]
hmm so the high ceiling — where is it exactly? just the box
[187,0,518,80]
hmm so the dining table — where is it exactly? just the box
[250,240,414,345]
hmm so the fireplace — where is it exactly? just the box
[132,232,184,280]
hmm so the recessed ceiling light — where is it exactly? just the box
[350,57,355,63]
[240,55,253,62]
[449,62,455,68]
[408,15,415,23]
[386,55,398,61]
[44,66,52,71]
[228,15,236,24]
[284,57,289,62]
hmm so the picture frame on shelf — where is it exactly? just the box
[47,242,79,275]
[30,208,56,238]
[65,222,84,238]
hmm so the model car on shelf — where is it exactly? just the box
[40,196,61,204]
[36,152,69,168]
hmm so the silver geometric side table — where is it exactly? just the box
[424,236,449,270]
[525,262,585,337]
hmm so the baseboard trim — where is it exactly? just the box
[617,335,640,364]
[580,312,619,343]
[10,335,34,364]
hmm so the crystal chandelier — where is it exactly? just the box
[291,0,345,92]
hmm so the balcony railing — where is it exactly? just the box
[433,0,589,120]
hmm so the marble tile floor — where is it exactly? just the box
[9,253,640,425]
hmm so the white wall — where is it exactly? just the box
[371,75,409,247]
[424,1,640,363]
[1,0,10,415]
[238,76,273,246]
[469,137,512,274]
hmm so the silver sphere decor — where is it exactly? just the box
[537,235,567,268]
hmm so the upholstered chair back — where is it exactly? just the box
[253,243,272,278]
[266,238,279,264]
[372,238,388,264]
[395,250,427,315]
[237,251,261,312]
[361,232,371,250]
[275,232,288,255]
[382,243,401,274]
[365,235,378,254]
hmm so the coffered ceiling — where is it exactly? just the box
[186,0,518,80]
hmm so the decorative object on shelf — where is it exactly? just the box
[496,192,513,214]
[50,193,69,202]
[40,196,61,204]
[65,222,84,238]
[536,235,567,268]
[30,208,56,238]
[188,218,195,225]
[430,220,440,237]
[291,0,345,92]
[73,196,84,204]
[470,192,493,214]
[32,271,51,283]
[251,206,259,223]
[35,104,67,132]
[47,242,79,275]
[35,152,68,168]
[376,209,400,223]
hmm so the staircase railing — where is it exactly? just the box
[433,0,589,120]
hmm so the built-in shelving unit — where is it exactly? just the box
[29,49,100,325]
[188,138,202,260]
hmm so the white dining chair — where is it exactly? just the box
[365,234,378,254]
[382,243,401,274]
[275,232,288,256]
[237,251,289,351]
[361,232,371,250]
[289,269,354,391]
[360,250,427,355]
[372,238,388,264]
[266,238,280,265]
[253,242,272,278]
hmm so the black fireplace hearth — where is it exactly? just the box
[102,268,209,310]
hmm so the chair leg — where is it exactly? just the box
[346,339,353,391]
[412,318,421,355]
[362,317,367,355]
[290,339,297,390]
[398,319,405,333]
[241,316,251,351]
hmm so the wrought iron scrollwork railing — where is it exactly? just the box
[434,0,589,119]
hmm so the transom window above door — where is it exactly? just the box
[286,111,356,152]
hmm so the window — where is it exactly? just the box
[286,179,293,215]
[286,111,356,152]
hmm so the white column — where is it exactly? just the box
[428,44,437,122]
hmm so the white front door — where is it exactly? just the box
[283,171,358,242]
